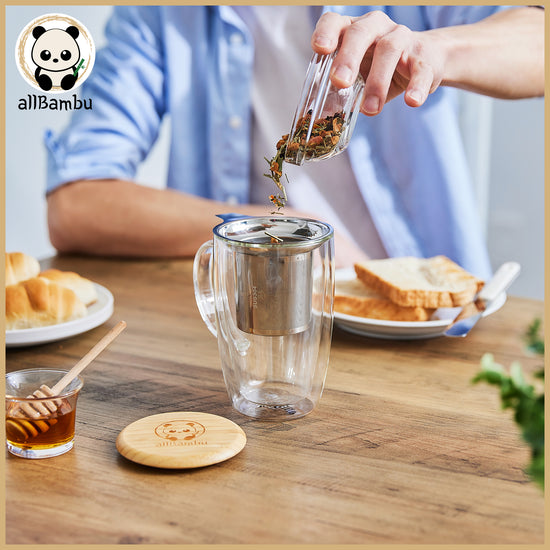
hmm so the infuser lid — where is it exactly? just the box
[214,216,333,250]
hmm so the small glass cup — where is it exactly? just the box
[284,50,365,166]
[5,369,83,459]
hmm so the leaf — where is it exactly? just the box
[525,318,545,355]
[472,354,504,385]
[510,361,527,389]
[472,322,545,491]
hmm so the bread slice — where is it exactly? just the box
[5,252,40,286]
[39,269,98,306]
[335,278,435,322]
[354,256,484,308]
[6,277,87,330]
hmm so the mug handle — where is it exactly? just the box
[193,240,217,337]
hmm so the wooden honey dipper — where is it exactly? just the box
[6,321,127,442]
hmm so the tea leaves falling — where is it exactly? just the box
[264,110,345,212]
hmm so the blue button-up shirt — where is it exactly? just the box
[46,5,506,278]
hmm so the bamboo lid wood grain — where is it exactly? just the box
[116,412,247,469]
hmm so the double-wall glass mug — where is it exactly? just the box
[194,216,334,420]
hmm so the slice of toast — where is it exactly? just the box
[354,256,484,308]
[335,277,435,322]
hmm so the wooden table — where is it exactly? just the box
[5,255,544,545]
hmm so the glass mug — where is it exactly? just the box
[194,216,335,420]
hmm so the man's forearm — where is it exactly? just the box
[435,7,544,99]
[46,178,369,266]
[47,179,270,257]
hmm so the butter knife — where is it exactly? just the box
[444,261,521,337]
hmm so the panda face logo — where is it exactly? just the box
[15,14,95,93]
[154,420,207,442]
[31,26,81,91]
[32,27,80,73]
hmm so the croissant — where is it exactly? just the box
[39,268,98,306]
[6,277,87,330]
[5,252,40,286]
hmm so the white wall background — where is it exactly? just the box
[5,6,544,300]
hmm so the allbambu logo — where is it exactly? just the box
[15,13,95,110]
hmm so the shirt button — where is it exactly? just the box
[230,33,243,45]
[228,115,242,129]
[226,195,239,205]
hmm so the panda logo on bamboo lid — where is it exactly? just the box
[116,412,247,469]
[154,420,206,442]
[15,13,95,93]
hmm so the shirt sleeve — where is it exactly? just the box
[45,6,166,193]
[424,5,511,28]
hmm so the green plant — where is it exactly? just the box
[472,319,544,490]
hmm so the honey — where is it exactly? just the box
[5,368,87,458]
[5,400,76,450]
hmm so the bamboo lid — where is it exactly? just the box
[116,412,247,469]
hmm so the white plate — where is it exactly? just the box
[334,268,506,340]
[6,283,114,348]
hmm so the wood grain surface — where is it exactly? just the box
[5,255,545,545]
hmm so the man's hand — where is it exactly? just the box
[311,11,443,115]
[311,8,544,115]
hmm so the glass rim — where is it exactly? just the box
[5,368,84,400]
[213,216,334,250]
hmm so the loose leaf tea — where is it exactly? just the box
[264,230,283,243]
[264,145,288,212]
[285,110,344,163]
[264,110,345,212]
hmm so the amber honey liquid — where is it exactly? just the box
[5,405,76,450]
